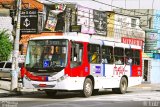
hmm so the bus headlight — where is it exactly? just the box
[25,75,31,81]
[57,75,68,82]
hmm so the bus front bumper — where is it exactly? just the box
[23,76,85,90]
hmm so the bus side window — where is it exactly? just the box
[114,47,124,65]
[70,42,83,68]
[87,44,100,64]
[125,49,133,65]
[102,46,114,64]
[133,50,140,65]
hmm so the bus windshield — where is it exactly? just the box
[25,39,68,69]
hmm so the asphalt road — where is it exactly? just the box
[4,101,149,107]
[0,89,160,107]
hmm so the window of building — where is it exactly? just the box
[114,47,124,65]
[88,44,100,64]
[149,17,152,29]
[131,18,136,27]
[70,42,83,68]
[102,46,114,64]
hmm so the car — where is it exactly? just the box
[0,61,22,79]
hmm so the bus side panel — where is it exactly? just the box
[128,77,143,87]
[131,66,142,76]
[64,42,90,77]
[83,42,90,77]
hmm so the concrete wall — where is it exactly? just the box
[151,59,160,83]
[113,9,154,30]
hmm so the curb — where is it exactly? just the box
[0,91,39,98]
[1,84,160,97]
[0,91,21,98]
[0,88,41,98]
[128,84,160,91]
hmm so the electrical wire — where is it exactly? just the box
[41,0,150,25]
[91,0,158,17]
[42,0,160,27]
[152,0,155,10]
[31,0,160,32]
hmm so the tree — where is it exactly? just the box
[0,30,13,61]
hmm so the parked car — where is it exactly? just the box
[0,61,22,79]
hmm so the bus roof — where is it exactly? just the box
[30,32,103,45]
[29,32,142,49]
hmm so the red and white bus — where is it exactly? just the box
[21,33,142,97]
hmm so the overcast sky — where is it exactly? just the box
[38,0,160,10]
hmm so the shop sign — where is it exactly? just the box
[70,25,81,32]
[144,29,158,53]
[153,10,160,51]
[77,5,95,34]
[153,10,160,29]
[20,9,38,34]
[45,5,65,32]
[153,53,160,59]
[45,10,58,31]
[142,53,153,58]
[121,37,143,46]
[107,12,115,38]
[114,14,130,29]
[93,10,107,35]
[18,55,26,63]
[77,6,107,35]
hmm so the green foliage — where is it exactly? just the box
[0,30,13,61]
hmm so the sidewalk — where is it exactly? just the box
[128,83,160,91]
[0,89,19,97]
[0,83,160,98]
[0,88,38,98]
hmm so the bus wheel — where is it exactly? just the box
[82,78,93,97]
[113,77,128,94]
[112,77,128,94]
[44,90,57,97]
[119,77,128,94]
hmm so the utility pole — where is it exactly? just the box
[11,0,21,91]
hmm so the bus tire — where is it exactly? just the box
[45,90,57,97]
[119,77,128,94]
[113,77,128,94]
[82,78,93,97]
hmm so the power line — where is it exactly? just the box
[91,0,159,17]
[90,0,160,29]
[139,0,140,9]
[35,0,160,31]
[152,0,155,10]
[41,0,160,18]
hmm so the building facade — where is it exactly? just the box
[114,9,160,83]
